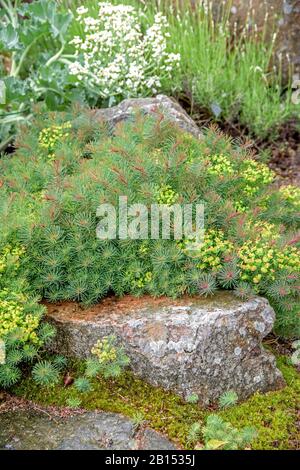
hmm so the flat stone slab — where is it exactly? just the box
[46,292,285,404]
[0,410,176,450]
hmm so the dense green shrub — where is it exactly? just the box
[0,106,299,337]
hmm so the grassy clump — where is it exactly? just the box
[0,106,299,337]
[12,355,300,450]
[167,0,295,138]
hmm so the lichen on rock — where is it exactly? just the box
[46,292,285,404]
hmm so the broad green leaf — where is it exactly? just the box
[18,22,49,47]
[0,24,20,50]
[19,0,55,23]
[45,90,65,110]
[50,12,73,38]
[3,76,31,101]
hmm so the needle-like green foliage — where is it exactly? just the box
[0,106,299,338]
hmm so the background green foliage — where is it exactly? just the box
[60,0,299,138]
[0,106,299,336]
[0,0,299,148]
[0,0,75,149]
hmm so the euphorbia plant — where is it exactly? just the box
[0,106,299,337]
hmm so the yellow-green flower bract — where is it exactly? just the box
[279,185,300,210]
[155,184,179,205]
[132,271,153,289]
[184,229,234,271]
[91,337,118,364]
[207,154,234,176]
[38,122,72,153]
[0,246,42,344]
[240,159,275,196]
[185,225,299,287]
[0,297,40,343]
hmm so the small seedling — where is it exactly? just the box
[187,422,201,444]
[66,397,82,409]
[218,390,238,409]
[132,411,146,430]
[186,393,199,404]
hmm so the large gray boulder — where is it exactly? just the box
[0,410,176,450]
[46,292,285,405]
[94,94,202,139]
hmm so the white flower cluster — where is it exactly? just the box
[69,3,180,100]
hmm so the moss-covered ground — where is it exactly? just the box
[11,356,299,450]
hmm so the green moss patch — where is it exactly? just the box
[11,356,299,450]
[220,357,300,450]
